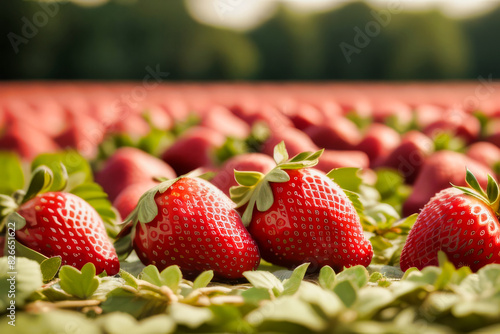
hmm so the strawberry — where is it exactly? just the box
[400,169,500,272]
[96,147,176,202]
[314,149,369,173]
[402,151,492,216]
[114,174,260,280]
[0,120,60,161]
[113,181,157,220]
[304,117,361,151]
[230,142,373,272]
[161,126,226,175]
[200,106,251,140]
[261,127,318,158]
[211,153,275,196]
[382,130,434,184]
[1,166,119,275]
[356,123,401,166]
[466,142,500,170]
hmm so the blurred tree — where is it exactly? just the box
[316,1,393,80]
[462,7,500,78]
[383,10,471,80]
[247,4,324,80]
[0,0,496,81]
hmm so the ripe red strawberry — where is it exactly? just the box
[0,120,60,161]
[161,126,226,175]
[402,151,492,216]
[230,142,373,272]
[382,130,434,184]
[16,192,120,275]
[356,123,400,166]
[115,175,260,280]
[113,181,157,220]
[400,169,500,272]
[1,167,119,275]
[96,147,176,202]
[314,149,369,173]
[304,117,361,151]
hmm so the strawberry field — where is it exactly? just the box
[1,82,500,333]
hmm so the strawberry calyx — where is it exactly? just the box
[0,165,60,232]
[230,141,324,226]
[452,168,500,216]
[114,169,209,260]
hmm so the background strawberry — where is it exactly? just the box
[231,142,373,272]
[96,147,176,201]
[115,174,260,280]
[400,169,500,272]
[211,153,275,196]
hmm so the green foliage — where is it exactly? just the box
[4,254,500,333]
[0,152,24,196]
[59,263,100,299]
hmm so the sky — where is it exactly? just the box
[185,0,499,31]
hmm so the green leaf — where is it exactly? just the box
[169,303,213,329]
[486,174,499,206]
[337,265,369,289]
[40,256,61,282]
[319,265,336,290]
[282,263,309,295]
[326,167,363,193]
[138,127,175,157]
[297,281,343,317]
[11,239,48,264]
[59,263,99,299]
[265,168,290,183]
[160,265,182,292]
[453,186,488,205]
[243,270,284,296]
[273,141,289,165]
[234,170,264,186]
[246,295,327,332]
[375,169,404,199]
[0,310,99,333]
[101,287,168,320]
[139,265,163,287]
[354,287,395,319]
[0,152,24,196]
[22,165,54,204]
[370,235,394,252]
[465,168,487,198]
[255,181,274,212]
[344,190,365,219]
[0,257,43,309]
[120,269,139,289]
[333,280,357,307]
[32,151,93,192]
[98,312,176,334]
[193,270,214,290]
[7,211,27,231]
[241,287,272,304]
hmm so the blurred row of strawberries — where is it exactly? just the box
[1,82,500,220]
